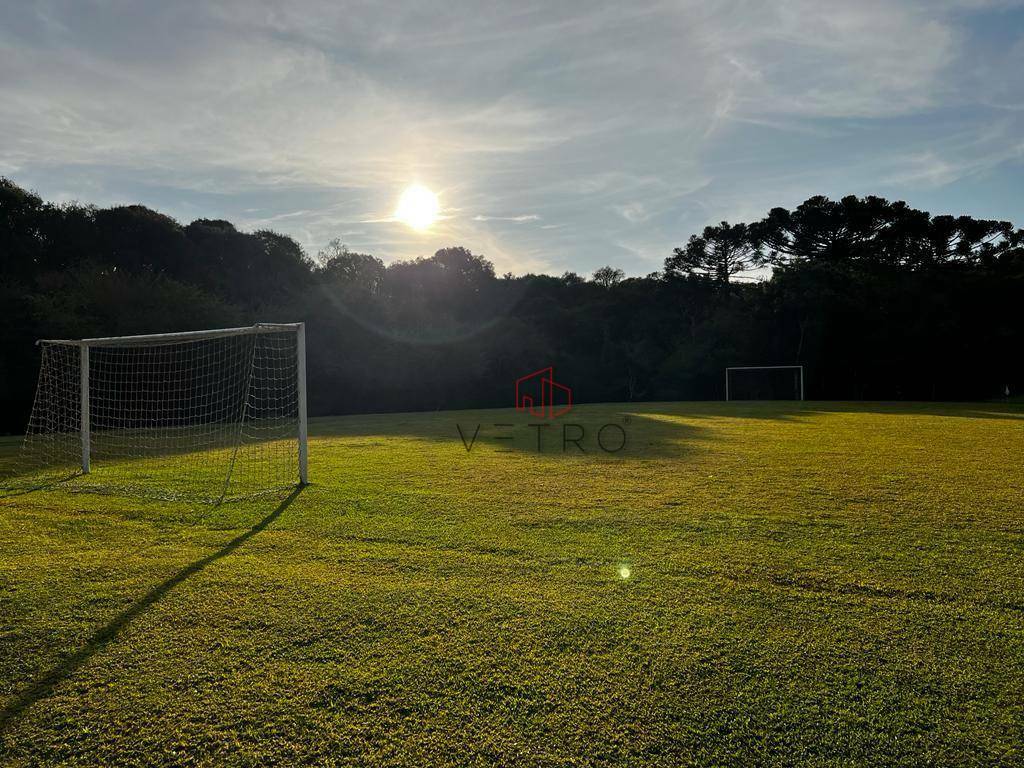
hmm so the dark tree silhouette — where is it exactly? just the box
[665,221,761,283]
[2,178,1023,432]
[316,240,385,296]
[592,266,625,287]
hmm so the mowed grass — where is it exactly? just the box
[1,401,1023,766]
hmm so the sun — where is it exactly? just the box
[395,184,440,231]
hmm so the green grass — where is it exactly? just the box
[1,401,1023,766]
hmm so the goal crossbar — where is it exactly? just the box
[38,322,303,347]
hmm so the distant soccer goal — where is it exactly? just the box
[725,365,805,401]
[7,323,308,501]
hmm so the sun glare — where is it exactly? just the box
[395,184,440,231]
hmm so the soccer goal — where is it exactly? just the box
[8,323,308,501]
[725,365,805,401]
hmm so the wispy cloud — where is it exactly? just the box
[1,0,1022,274]
[472,214,541,222]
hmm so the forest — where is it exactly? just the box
[2,177,1022,433]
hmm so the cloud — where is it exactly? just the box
[0,0,1021,274]
[614,203,650,224]
[471,214,541,222]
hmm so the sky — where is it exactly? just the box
[2,1,1024,276]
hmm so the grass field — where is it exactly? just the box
[1,401,1023,766]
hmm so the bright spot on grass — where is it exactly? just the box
[618,564,632,580]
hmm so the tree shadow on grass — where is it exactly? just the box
[0,485,304,736]
[701,399,1024,423]
[310,403,715,459]
[303,399,1024,462]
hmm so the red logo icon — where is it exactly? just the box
[515,366,572,419]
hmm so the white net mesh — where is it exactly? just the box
[4,325,302,502]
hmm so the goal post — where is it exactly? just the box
[80,343,90,474]
[725,365,805,401]
[296,321,308,485]
[7,322,308,501]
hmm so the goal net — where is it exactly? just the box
[5,323,308,501]
[725,365,805,401]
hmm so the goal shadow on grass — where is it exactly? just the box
[0,470,82,498]
[0,484,304,735]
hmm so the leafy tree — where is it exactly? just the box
[316,240,385,295]
[1,179,45,277]
[750,195,895,265]
[560,271,585,285]
[665,221,760,283]
[924,215,1018,266]
[592,266,624,287]
[183,219,310,306]
[94,205,191,276]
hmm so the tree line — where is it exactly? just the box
[2,177,1022,433]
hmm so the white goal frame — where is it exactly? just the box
[35,322,308,489]
[725,365,804,401]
